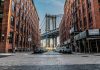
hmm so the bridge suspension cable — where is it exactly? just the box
[40,16,46,29]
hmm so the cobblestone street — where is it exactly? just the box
[0,51,100,70]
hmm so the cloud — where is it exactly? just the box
[50,0,65,8]
[40,0,65,8]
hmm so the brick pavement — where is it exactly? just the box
[0,52,100,70]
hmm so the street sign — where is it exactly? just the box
[28,37,32,42]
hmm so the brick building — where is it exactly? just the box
[59,0,73,46]
[0,0,40,53]
[60,0,100,53]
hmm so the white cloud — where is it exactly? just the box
[40,0,65,8]
[50,0,65,8]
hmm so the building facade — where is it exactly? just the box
[0,0,40,53]
[60,0,100,53]
[59,0,73,47]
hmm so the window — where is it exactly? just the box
[9,32,14,43]
[15,35,18,44]
[0,31,1,42]
[0,11,3,23]
[0,0,4,6]
[78,0,80,4]
[0,1,1,6]
[80,20,82,28]
[87,0,91,8]
[22,13,24,20]
[24,7,26,13]
[82,4,85,15]
[12,1,15,12]
[99,8,100,13]
[0,0,4,23]
[0,13,3,18]
[21,3,23,9]
[17,0,20,3]
[88,12,93,24]
[11,16,15,26]
[16,20,19,29]
[16,9,20,16]
[83,17,87,28]
[98,0,100,4]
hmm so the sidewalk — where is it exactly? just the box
[0,53,14,58]
[73,52,100,56]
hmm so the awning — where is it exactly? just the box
[74,29,100,40]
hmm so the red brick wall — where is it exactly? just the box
[59,0,100,45]
[59,0,73,44]
[0,0,40,53]
[91,0,100,28]
[0,0,11,52]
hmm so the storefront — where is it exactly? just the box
[74,29,100,53]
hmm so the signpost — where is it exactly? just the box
[28,35,32,51]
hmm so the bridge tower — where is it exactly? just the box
[45,14,57,48]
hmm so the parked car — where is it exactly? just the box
[54,47,61,52]
[54,44,72,54]
[59,47,72,54]
[34,47,47,54]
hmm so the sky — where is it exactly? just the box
[33,0,65,28]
